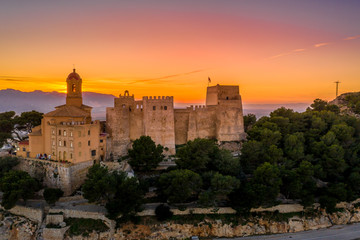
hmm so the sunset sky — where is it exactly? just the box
[1,0,359,105]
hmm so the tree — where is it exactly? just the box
[158,169,202,203]
[0,156,19,177]
[0,110,43,146]
[243,113,256,132]
[105,172,144,220]
[175,138,218,172]
[310,99,328,112]
[82,164,144,220]
[210,173,240,202]
[155,204,173,221]
[82,164,114,202]
[0,111,15,148]
[128,136,164,171]
[0,170,40,209]
[251,162,282,207]
[43,188,64,205]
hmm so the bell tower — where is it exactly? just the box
[66,68,83,107]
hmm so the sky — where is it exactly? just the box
[0,0,359,105]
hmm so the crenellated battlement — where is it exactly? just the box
[187,105,207,111]
[143,96,173,101]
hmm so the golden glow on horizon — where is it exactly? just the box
[1,4,359,104]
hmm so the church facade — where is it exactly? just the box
[18,69,106,163]
[106,84,245,158]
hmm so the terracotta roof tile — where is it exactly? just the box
[45,105,90,118]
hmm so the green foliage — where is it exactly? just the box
[43,188,64,205]
[82,164,144,220]
[175,138,218,172]
[233,99,360,211]
[64,218,109,236]
[345,93,360,114]
[155,204,173,221]
[0,111,43,147]
[158,169,202,203]
[0,170,40,209]
[0,156,19,177]
[128,136,164,171]
[243,113,256,132]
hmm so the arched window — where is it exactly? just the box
[59,151,62,160]
[72,84,76,93]
[63,151,67,160]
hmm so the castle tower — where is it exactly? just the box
[66,69,83,107]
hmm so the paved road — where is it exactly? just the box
[219,223,360,240]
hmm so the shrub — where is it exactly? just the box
[155,204,173,221]
[44,188,64,205]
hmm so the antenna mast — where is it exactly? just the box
[334,81,340,97]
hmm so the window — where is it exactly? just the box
[59,151,62,160]
[70,153,73,159]
[164,106,167,110]
[78,142,82,147]
[59,130,61,135]
[26,152,30,158]
[70,141,73,148]
[88,130,90,135]
[64,141,66,147]
[52,140,55,146]
[63,130,67,136]
[100,139,103,143]
[79,152,81,157]
[88,140,90,146]
[52,129,55,135]
[70,131,73,137]
[226,96,229,100]
[59,140,62,146]
[78,131,81,137]
[91,150,96,156]
[153,106,156,110]
[72,84,76,93]
[22,147,26,151]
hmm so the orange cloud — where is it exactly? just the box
[314,42,331,48]
[268,48,306,60]
[344,35,360,40]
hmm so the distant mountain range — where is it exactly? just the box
[0,89,115,120]
[0,89,311,120]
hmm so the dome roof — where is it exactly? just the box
[67,69,81,80]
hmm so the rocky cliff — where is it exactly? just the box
[4,206,360,240]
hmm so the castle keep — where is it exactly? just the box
[106,84,245,158]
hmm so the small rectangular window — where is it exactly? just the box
[91,150,96,156]
[63,130,67,136]
[153,106,156,110]
[164,106,167,110]
[100,139,103,143]
[22,147,26,151]
[88,140,90,146]
[64,141,66,147]
[59,130,61,135]
[70,131,73,137]
[88,130,90,135]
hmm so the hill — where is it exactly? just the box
[329,92,360,117]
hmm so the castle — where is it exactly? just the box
[15,70,245,195]
[20,69,245,162]
[106,85,245,158]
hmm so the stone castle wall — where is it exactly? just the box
[14,158,93,196]
[106,86,245,157]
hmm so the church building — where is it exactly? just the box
[18,69,106,163]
